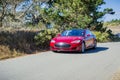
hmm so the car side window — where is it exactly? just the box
[85,30,92,37]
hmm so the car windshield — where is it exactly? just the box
[61,29,84,36]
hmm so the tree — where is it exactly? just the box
[40,0,92,31]
[0,0,25,27]
[0,0,47,27]
[0,0,114,30]
[39,0,114,31]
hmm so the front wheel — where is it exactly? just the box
[81,42,85,53]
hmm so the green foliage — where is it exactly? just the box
[38,0,114,31]
[93,30,120,42]
[34,29,58,48]
[41,0,93,30]
[93,31,110,42]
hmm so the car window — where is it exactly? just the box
[85,30,92,36]
[61,29,84,36]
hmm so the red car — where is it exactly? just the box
[50,29,97,52]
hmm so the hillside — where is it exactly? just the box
[104,19,120,34]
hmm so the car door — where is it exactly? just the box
[85,30,94,48]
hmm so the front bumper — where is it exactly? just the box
[50,42,82,52]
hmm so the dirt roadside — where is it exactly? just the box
[111,69,120,80]
[107,26,120,34]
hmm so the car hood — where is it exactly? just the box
[53,36,84,43]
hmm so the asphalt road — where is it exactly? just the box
[0,42,120,80]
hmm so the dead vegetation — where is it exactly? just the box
[0,29,48,60]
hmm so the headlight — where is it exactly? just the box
[71,40,81,43]
[51,40,55,43]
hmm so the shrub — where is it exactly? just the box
[93,31,110,42]
[0,30,41,55]
[34,29,58,48]
[93,30,120,42]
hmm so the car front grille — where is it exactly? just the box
[55,43,71,48]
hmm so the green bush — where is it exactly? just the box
[34,29,58,48]
[93,31,110,42]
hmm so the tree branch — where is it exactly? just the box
[17,3,34,19]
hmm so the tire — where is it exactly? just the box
[93,40,97,49]
[52,51,57,53]
[81,42,85,53]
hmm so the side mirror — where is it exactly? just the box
[57,34,61,37]
[86,34,90,37]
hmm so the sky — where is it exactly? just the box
[102,0,120,21]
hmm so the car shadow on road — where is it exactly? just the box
[83,47,109,54]
[56,47,109,54]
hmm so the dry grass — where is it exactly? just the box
[0,29,49,60]
[0,45,24,60]
[107,26,120,34]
